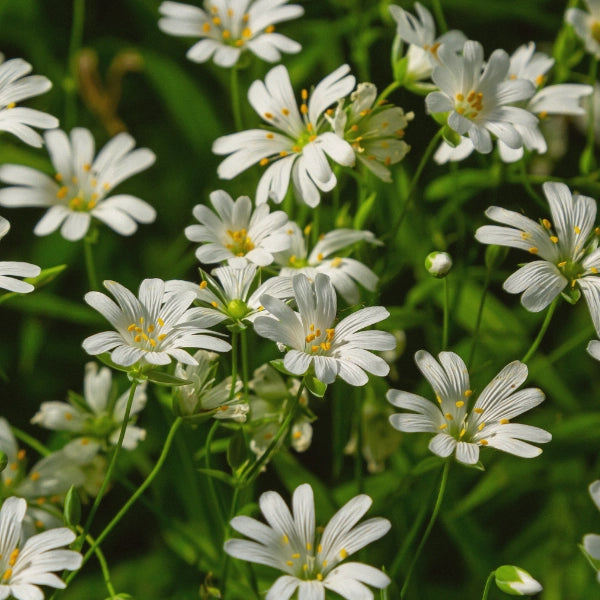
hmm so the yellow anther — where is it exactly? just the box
[259,157,269,166]
[542,219,552,229]
[574,225,581,234]
[202,22,211,32]
[317,573,323,581]
[279,150,288,157]
[292,145,301,152]
[306,123,314,132]
[265,25,275,33]
[303,563,309,571]
[550,236,559,243]
[320,342,331,351]
[30,472,40,481]
[211,301,219,308]
[538,110,548,119]
[83,163,91,172]
[158,334,166,341]
[306,543,312,551]
[467,91,476,103]
[200,281,208,289]
[480,439,489,446]
[235,40,244,47]
[311,345,320,352]
[456,107,466,115]
[520,232,531,240]
[305,333,316,343]
[478,422,486,431]
[292,553,300,558]
[17,449,25,461]
[71,176,78,184]
[309,134,317,142]
[141,333,149,341]
[444,413,453,421]
[322,560,328,568]
[317,252,324,261]
[282,534,289,544]
[309,324,315,331]
[459,428,466,438]
[340,548,348,559]
[3,568,12,581]
[281,108,289,116]
[134,335,142,343]
[591,267,599,274]
[500,418,510,424]
[212,16,221,24]
[474,407,484,414]
[326,328,335,340]
[55,173,63,182]
[6,102,15,109]
[439,423,448,430]
[9,462,17,471]
[56,186,68,199]
[317,544,322,553]
[227,7,233,15]
[464,389,473,397]
[134,326,142,333]
[558,261,567,268]
[35,520,44,529]
[65,412,73,421]
[455,401,465,408]
[147,324,155,332]
[266,133,274,139]
[528,247,538,254]
[300,103,308,114]
[222,29,231,39]
[8,549,19,566]
[436,395,442,404]
[242,13,249,22]
[264,111,274,119]
[286,560,293,566]
[331,257,342,268]
[535,74,544,86]
[456,93,464,101]
[149,339,156,347]
[242,27,252,38]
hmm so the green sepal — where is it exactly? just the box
[405,81,438,95]
[392,55,408,85]
[144,370,194,387]
[441,124,462,148]
[196,467,237,487]
[63,485,82,527]
[431,112,449,126]
[227,320,247,333]
[303,374,327,398]
[95,352,134,374]
[354,192,377,230]
[561,286,581,305]
[461,460,485,472]
[269,359,296,377]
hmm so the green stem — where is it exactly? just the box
[388,128,444,239]
[65,0,85,130]
[376,81,401,106]
[83,234,99,291]
[468,268,491,369]
[582,56,598,174]
[353,389,364,493]
[521,298,558,364]
[400,460,450,599]
[240,328,249,398]
[230,65,244,131]
[519,161,545,209]
[442,276,450,351]
[229,329,239,400]
[64,417,183,588]
[240,383,304,485]
[10,426,51,456]
[221,484,241,598]
[204,419,226,527]
[481,570,496,600]
[79,380,139,546]
[431,0,448,33]
[81,529,116,599]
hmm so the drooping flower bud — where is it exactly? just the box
[495,565,543,596]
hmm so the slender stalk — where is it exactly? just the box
[65,0,85,130]
[81,530,116,599]
[229,329,239,400]
[481,570,496,600]
[581,56,598,174]
[204,419,226,527]
[521,298,558,364]
[83,233,99,291]
[400,460,450,599]
[221,484,241,598]
[376,80,401,106]
[353,389,364,493]
[230,65,244,131]
[240,383,304,485]
[240,328,249,398]
[468,268,491,369]
[431,0,448,33]
[64,417,183,587]
[442,276,450,351]
[519,161,545,209]
[79,380,139,546]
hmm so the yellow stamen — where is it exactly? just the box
[444,413,453,421]
[282,534,289,544]
[259,157,269,167]
[480,439,488,446]
[340,548,348,559]
[455,400,464,408]
[550,236,558,243]
[474,407,484,414]
[8,548,19,566]
[202,22,211,32]
[528,247,538,254]
[464,389,473,397]
[30,471,40,481]
[265,25,275,33]
[439,423,448,430]
[500,418,510,424]
[542,219,552,229]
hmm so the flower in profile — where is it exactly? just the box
[0,128,156,241]
[0,496,82,599]
[387,350,551,465]
[273,221,381,304]
[168,263,293,325]
[174,350,248,421]
[475,182,600,333]
[82,278,231,368]
[566,0,600,58]
[582,480,600,581]
[31,362,147,450]
[435,42,593,163]
[224,483,391,600]
[254,273,395,385]
[426,40,537,154]
[329,82,412,182]
[0,216,40,294]
[185,190,290,267]
[0,54,58,148]
[389,2,466,84]
[213,65,356,207]
[158,0,303,67]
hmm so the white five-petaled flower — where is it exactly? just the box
[566,0,600,57]
[434,42,593,163]
[0,496,82,600]
[0,54,58,148]
[389,2,466,84]
[158,0,303,67]
[167,263,293,324]
[224,483,391,600]
[387,350,551,465]
[426,40,537,154]
[213,64,356,207]
[273,222,381,305]
[185,190,290,266]
[31,362,147,450]
[0,128,156,241]
[0,216,40,294]
[253,273,396,386]
[82,278,231,368]
[475,182,600,332]
[583,480,600,581]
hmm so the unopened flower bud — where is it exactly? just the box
[425,251,452,278]
[495,565,543,596]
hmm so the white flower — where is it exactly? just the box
[168,263,293,325]
[31,362,147,450]
[387,350,551,465]
[273,222,381,305]
[158,0,303,67]
[0,216,40,293]
[434,42,593,163]
[82,278,231,368]
[254,273,395,386]
[213,64,356,207]
[475,182,600,332]
[566,0,600,57]
[224,483,391,600]
[583,480,600,581]
[175,350,248,421]
[185,190,290,266]
[329,82,412,182]
[0,496,82,600]
[426,40,537,154]
[0,54,58,148]
[0,128,156,241]
[389,2,466,83]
